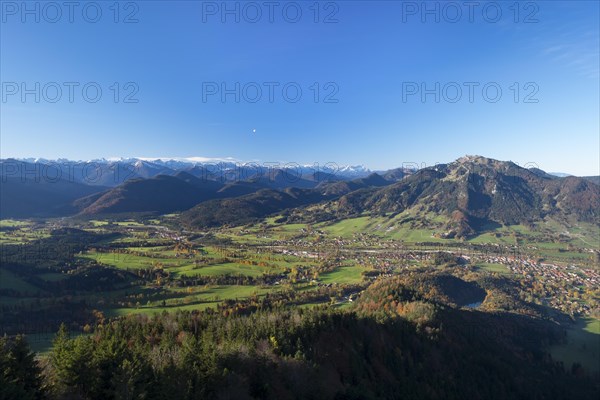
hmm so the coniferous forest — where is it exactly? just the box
[2,280,599,400]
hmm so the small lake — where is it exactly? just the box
[464,301,483,308]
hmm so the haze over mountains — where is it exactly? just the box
[0,157,391,218]
[1,158,372,187]
[1,156,598,237]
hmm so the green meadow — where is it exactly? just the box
[475,263,511,275]
[550,317,600,374]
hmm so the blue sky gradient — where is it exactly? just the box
[1,1,598,175]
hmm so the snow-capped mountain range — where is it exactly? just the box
[1,157,373,187]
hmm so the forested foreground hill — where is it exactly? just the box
[2,290,599,400]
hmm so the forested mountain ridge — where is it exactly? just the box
[2,156,597,226]
[300,156,600,237]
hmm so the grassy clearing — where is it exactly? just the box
[550,318,600,374]
[81,251,182,270]
[175,262,276,278]
[296,300,354,310]
[0,226,50,244]
[475,263,510,275]
[114,220,146,227]
[218,223,312,244]
[320,217,380,237]
[383,226,442,242]
[216,232,273,245]
[88,219,146,227]
[0,232,28,244]
[89,220,109,226]
[319,215,446,243]
[107,285,273,316]
[0,219,33,227]
[585,318,600,334]
[320,265,367,284]
[469,232,516,246]
[110,236,167,244]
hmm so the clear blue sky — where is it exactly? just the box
[1,0,598,175]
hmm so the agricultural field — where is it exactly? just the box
[107,285,275,317]
[0,220,50,244]
[81,250,182,270]
[320,264,368,284]
[1,214,598,379]
[475,263,511,275]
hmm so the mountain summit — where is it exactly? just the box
[321,156,599,238]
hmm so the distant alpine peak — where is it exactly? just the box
[457,155,483,163]
[451,155,521,171]
[455,155,499,164]
[338,164,369,172]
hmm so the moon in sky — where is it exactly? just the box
[252,129,256,133]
